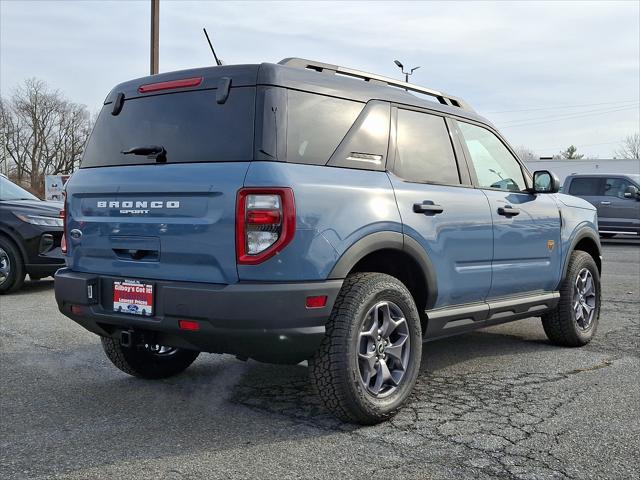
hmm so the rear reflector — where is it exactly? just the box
[60,193,67,254]
[70,305,84,315]
[138,77,203,94]
[178,320,200,331]
[305,295,327,309]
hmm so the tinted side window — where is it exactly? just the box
[457,121,526,191]
[604,178,632,198]
[286,91,363,165]
[568,178,602,195]
[394,109,460,184]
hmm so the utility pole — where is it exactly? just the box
[150,0,159,74]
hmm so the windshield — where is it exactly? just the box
[0,177,39,201]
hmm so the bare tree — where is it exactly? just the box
[514,146,538,161]
[614,133,640,159]
[0,78,93,194]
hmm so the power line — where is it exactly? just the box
[499,103,639,126]
[499,105,639,129]
[486,99,639,114]
[531,140,624,152]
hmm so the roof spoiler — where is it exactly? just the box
[279,57,474,112]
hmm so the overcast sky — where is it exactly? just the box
[1,0,638,158]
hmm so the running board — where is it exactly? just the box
[424,292,559,340]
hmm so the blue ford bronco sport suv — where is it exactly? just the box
[55,58,602,424]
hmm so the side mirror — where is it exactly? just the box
[533,170,560,194]
[623,185,639,199]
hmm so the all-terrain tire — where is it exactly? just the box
[541,250,600,347]
[101,337,200,379]
[309,272,422,424]
[0,236,25,294]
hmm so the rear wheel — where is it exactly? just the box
[101,337,200,379]
[541,251,600,347]
[309,273,422,424]
[0,237,25,294]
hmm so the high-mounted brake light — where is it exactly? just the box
[236,188,295,265]
[60,192,68,254]
[137,76,203,94]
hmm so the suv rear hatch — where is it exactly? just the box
[65,66,258,284]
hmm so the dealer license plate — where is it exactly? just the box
[113,280,154,316]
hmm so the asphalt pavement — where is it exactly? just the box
[1,241,638,480]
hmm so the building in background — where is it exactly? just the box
[524,159,640,183]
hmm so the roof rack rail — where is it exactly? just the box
[278,57,473,112]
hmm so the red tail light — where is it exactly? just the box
[60,192,68,254]
[236,188,295,265]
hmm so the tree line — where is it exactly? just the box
[516,134,639,162]
[0,77,638,198]
[0,78,93,196]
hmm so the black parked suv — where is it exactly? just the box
[0,175,65,293]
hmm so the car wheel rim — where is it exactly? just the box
[0,247,10,286]
[357,300,411,398]
[573,268,597,330]
[144,344,177,356]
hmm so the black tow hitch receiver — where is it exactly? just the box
[120,330,134,348]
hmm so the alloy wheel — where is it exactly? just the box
[357,300,411,398]
[573,268,597,330]
[0,247,10,286]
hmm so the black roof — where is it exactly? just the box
[105,61,492,127]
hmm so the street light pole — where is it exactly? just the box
[393,60,420,84]
[150,0,159,74]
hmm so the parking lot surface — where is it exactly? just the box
[1,241,638,480]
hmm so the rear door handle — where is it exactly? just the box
[498,205,520,216]
[413,202,444,214]
[600,201,611,205]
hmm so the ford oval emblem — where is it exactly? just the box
[70,229,83,239]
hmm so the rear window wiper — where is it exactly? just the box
[121,145,167,162]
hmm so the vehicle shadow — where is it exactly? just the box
[9,277,55,295]
[229,326,560,429]
[12,324,581,476]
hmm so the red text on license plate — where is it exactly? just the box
[113,280,153,316]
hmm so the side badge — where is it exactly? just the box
[547,240,555,251]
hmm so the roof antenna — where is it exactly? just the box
[203,28,223,66]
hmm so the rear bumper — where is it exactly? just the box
[54,268,342,364]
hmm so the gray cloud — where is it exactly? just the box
[1,0,638,157]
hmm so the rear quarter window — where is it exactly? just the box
[285,90,364,165]
[81,88,255,168]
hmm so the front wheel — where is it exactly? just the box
[101,337,200,379]
[309,273,422,424]
[541,251,601,347]
[0,237,25,294]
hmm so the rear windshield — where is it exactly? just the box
[81,88,255,168]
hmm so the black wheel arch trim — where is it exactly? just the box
[562,228,602,281]
[327,231,438,310]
